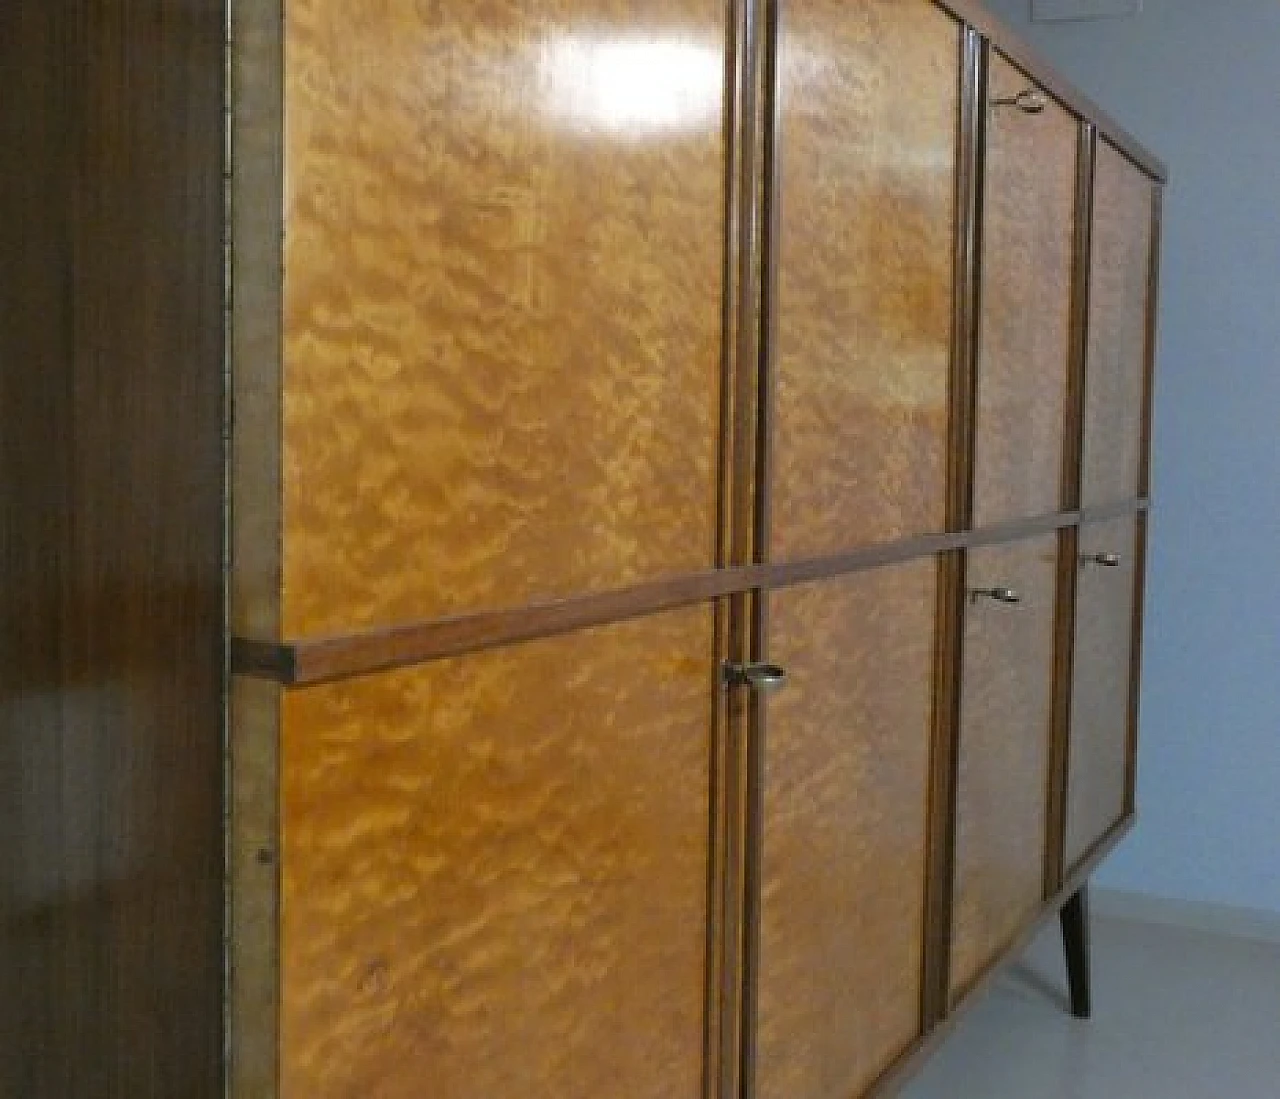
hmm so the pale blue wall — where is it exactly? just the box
[979,0,1280,913]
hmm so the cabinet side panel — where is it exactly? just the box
[757,563,936,1099]
[1080,141,1153,507]
[0,0,226,1094]
[231,0,285,639]
[1065,517,1139,869]
[951,535,1059,997]
[771,0,958,559]
[229,678,283,1099]
[279,608,716,1099]
[971,55,1076,526]
[280,0,730,635]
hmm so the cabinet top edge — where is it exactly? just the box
[936,0,1169,184]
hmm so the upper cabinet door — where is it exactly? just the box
[279,1,733,635]
[1080,141,1156,508]
[971,56,1076,528]
[770,0,960,560]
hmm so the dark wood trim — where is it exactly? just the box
[721,0,766,579]
[923,23,983,1033]
[1060,886,1092,1019]
[1079,497,1149,525]
[736,0,783,1091]
[716,0,769,1090]
[1139,184,1164,500]
[230,503,1154,687]
[704,595,732,1099]
[923,549,969,1030]
[1045,526,1080,897]
[932,0,1167,183]
[230,636,296,682]
[871,814,1134,1099]
[1125,511,1150,819]
[1064,124,1097,513]
[949,26,985,535]
[753,0,784,575]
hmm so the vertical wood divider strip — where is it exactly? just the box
[1125,512,1150,819]
[1045,123,1096,899]
[739,2,781,1096]
[227,1,285,1095]
[1140,186,1163,500]
[720,0,769,1095]
[923,22,984,1033]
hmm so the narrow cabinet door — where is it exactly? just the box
[951,536,1059,1000]
[1065,516,1141,871]
[279,0,733,634]
[971,56,1076,527]
[770,0,959,559]
[278,607,721,1099]
[756,562,938,1099]
[1080,142,1157,507]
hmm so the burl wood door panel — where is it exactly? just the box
[1080,141,1155,507]
[757,562,937,1099]
[771,0,959,559]
[1065,516,1140,871]
[279,607,717,1099]
[281,0,730,634]
[971,56,1076,527]
[951,536,1059,999]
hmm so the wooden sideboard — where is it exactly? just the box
[1,0,1162,1096]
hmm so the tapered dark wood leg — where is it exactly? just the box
[1060,884,1092,1019]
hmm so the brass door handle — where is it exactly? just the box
[992,88,1047,115]
[724,663,789,693]
[1082,552,1122,568]
[969,586,1022,606]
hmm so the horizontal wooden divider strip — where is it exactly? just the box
[232,500,1150,687]
[934,0,1167,184]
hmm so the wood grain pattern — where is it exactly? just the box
[279,608,717,1099]
[1065,517,1139,872]
[770,0,959,559]
[756,563,937,1099]
[951,535,1059,999]
[0,1,226,1094]
[1080,140,1154,507]
[280,0,729,635]
[972,55,1076,526]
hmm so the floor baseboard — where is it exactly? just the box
[1093,887,1280,946]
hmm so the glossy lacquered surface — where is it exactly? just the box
[1066,517,1140,871]
[1080,140,1154,508]
[279,0,729,636]
[951,535,1060,999]
[971,54,1076,526]
[757,563,937,1099]
[279,608,716,1099]
[770,0,958,559]
[0,1,226,1095]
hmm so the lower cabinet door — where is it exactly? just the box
[756,561,938,1099]
[1065,516,1141,871]
[278,606,719,1099]
[950,536,1059,1001]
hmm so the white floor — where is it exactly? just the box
[901,913,1280,1098]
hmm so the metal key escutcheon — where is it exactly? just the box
[968,586,1022,606]
[723,663,789,693]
